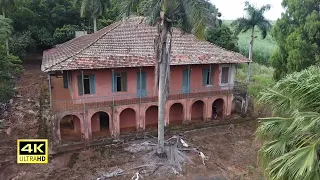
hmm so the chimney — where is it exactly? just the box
[75,31,87,38]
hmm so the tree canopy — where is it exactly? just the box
[271,0,320,80]
[257,66,320,179]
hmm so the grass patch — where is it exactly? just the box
[224,20,277,66]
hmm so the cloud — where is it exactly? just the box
[210,0,284,20]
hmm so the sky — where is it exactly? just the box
[209,0,284,20]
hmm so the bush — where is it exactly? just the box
[0,45,23,103]
[206,24,239,52]
[53,25,77,44]
[10,31,36,59]
[236,63,275,98]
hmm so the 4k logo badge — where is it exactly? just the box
[17,139,48,164]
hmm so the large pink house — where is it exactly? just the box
[42,17,249,144]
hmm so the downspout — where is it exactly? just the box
[139,68,142,102]
[209,64,212,85]
[48,73,52,108]
[81,70,84,94]
[139,67,142,130]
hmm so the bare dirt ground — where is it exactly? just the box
[0,61,262,180]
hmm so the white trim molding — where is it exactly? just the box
[218,64,236,88]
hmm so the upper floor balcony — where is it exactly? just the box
[51,83,247,113]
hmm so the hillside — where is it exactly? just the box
[223,20,277,65]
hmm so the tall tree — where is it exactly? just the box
[231,1,271,82]
[0,15,12,39]
[121,0,218,155]
[271,0,320,80]
[74,0,111,32]
[0,0,15,55]
[257,66,320,179]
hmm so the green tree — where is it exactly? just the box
[231,1,271,82]
[121,0,219,155]
[73,0,112,32]
[0,0,15,55]
[53,25,77,44]
[206,24,239,52]
[0,15,23,103]
[0,15,12,39]
[270,0,320,80]
[257,66,320,179]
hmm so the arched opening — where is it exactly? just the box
[91,111,110,139]
[145,106,158,130]
[119,108,136,134]
[60,115,81,143]
[191,100,205,121]
[169,103,184,126]
[212,98,224,119]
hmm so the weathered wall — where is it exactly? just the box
[51,64,231,102]
[51,76,72,101]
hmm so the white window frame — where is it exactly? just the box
[219,64,235,87]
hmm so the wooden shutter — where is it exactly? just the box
[89,75,96,94]
[77,75,83,96]
[202,68,208,86]
[211,68,214,85]
[121,72,127,91]
[137,72,140,95]
[221,67,229,84]
[141,72,146,90]
[111,70,116,92]
[182,69,188,93]
[63,71,68,88]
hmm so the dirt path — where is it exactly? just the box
[0,61,47,179]
[0,61,262,180]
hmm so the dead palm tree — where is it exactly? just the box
[231,1,271,82]
[120,0,219,155]
[74,0,112,32]
[0,0,14,55]
[257,66,320,179]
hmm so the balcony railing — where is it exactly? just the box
[51,84,247,113]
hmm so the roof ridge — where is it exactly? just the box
[43,20,123,72]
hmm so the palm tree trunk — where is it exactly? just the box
[246,27,254,83]
[157,0,168,156]
[244,27,255,114]
[2,7,9,55]
[93,16,97,33]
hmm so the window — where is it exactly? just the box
[221,67,229,84]
[63,71,68,88]
[83,75,90,94]
[112,72,127,92]
[202,68,213,86]
[77,74,96,95]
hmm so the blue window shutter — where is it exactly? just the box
[211,68,214,85]
[111,70,116,92]
[202,68,208,86]
[77,75,83,96]
[89,75,96,94]
[121,72,127,91]
[182,69,187,93]
[136,72,140,95]
[63,71,68,88]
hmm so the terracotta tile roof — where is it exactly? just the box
[42,16,249,72]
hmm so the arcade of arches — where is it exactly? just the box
[57,96,232,143]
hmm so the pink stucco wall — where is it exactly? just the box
[191,100,205,120]
[169,103,184,123]
[145,106,158,125]
[50,64,221,101]
[119,108,136,129]
[91,112,100,132]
